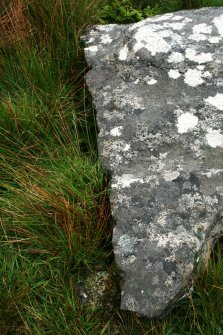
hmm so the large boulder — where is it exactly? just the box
[83,7,223,318]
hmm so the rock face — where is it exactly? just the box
[83,8,223,318]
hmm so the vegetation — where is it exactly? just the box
[100,0,223,23]
[0,0,223,333]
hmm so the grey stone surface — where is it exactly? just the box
[83,8,223,318]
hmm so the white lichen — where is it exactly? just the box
[133,26,171,55]
[100,34,113,44]
[185,48,213,64]
[123,144,131,151]
[156,230,200,250]
[163,170,180,182]
[85,45,98,53]
[171,15,184,21]
[153,13,174,21]
[176,112,198,133]
[206,129,223,148]
[112,174,144,189]
[86,37,95,44]
[162,21,187,30]
[189,33,207,41]
[213,14,223,37]
[117,234,137,253]
[119,44,129,61]
[156,211,169,226]
[168,69,181,79]
[167,52,185,63]
[110,126,123,137]
[147,78,157,85]
[184,69,204,87]
[209,36,222,43]
[202,71,212,78]
[193,23,212,35]
[205,93,223,110]
[201,169,223,178]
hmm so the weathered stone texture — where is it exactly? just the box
[83,8,223,318]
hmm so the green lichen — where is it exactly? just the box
[83,269,120,310]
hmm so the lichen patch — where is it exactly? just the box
[101,34,113,44]
[209,36,222,43]
[176,112,199,133]
[123,144,131,151]
[205,93,223,110]
[154,13,174,22]
[85,45,98,53]
[133,26,171,55]
[110,126,123,137]
[119,44,129,61]
[193,23,212,35]
[184,69,204,87]
[189,32,208,41]
[162,21,187,30]
[185,48,213,64]
[168,52,185,63]
[147,78,157,85]
[168,69,181,79]
[206,129,223,148]
[171,15,184,21]
[213,14,223,37]
[117,234,137,253]
[112,174,144,189]
[163,170,180,182]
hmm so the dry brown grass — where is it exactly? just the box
[0,0,30,48]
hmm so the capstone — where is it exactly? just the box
[83,7,223,318]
